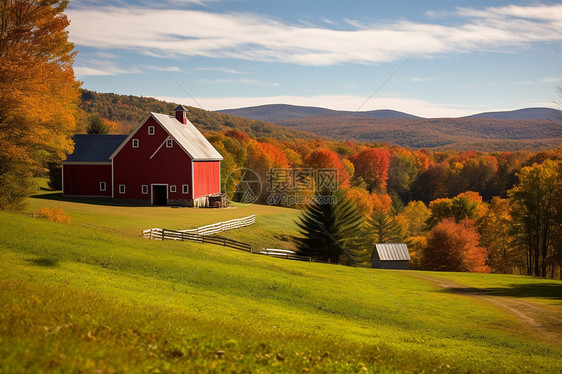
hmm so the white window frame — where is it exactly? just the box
[170,185,176,193]
[182,185,189,194]
[132,139,139,148]
[148,126,155,135]
[100,181,106,191]
[141,185,148,194]
[119,184,126,194]
[166,139,173,148]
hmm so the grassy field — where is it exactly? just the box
[0,189,560,372]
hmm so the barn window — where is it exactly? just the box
[170,185,176,193]
[142,185,148,194]
[166,139,173,148]
[119,184,126,194]
[148,126,155,135]
[182,185,189,194]
[132,139,139,148]
[100,182,106,191]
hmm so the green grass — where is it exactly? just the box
[0,190,560,372]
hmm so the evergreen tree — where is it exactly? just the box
[295,189,364,263]
[368,210,403,244]
[86,114,109,134]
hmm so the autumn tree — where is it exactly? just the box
[426,195,478,229]
[350,147,391,193]
[387,148,417,203]
[508,160,561,277]
[304,147,350,188]
[421,218,490,273]
[0,0,79,209]
[478,197,520,274]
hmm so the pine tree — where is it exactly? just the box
[86,114,109,134]
[295,189,364,263]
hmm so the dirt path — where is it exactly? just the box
[406,272,562,346]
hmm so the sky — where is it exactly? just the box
[67,0,562,117]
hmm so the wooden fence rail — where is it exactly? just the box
[179,215,256,236]
[142,228,251,252]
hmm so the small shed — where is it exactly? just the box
[371,243,410,270]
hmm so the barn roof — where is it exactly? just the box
[109,112,223,161]
[65,135,127,163]
[151,112,222,161]
[374,243,410,261]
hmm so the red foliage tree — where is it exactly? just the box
[304,147,350,188]
[350,148,391,192]
[421,218,490,273]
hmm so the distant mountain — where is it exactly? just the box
[219,103,561,151]
[218,104,420,122]
[464,107,561,121]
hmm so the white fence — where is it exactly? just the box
[143,215,255,238]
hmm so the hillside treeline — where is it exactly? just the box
[79,90,316,140]
[205,129,561,278]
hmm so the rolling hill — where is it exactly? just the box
[0,186,560,372]
[221,104,562,151]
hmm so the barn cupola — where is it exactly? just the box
[174,104,189,124]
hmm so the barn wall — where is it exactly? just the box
[62,164,112,196]
[192,161,221,199]
[371,259,410,270]
[112,116,193,202]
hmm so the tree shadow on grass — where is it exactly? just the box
[31,192,154,207]
[28,257,60,267]
[442,283,562,301]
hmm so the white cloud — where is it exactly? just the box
[67,4,562,66]
[517,77,560,85]
[195,67,245,74]
[154,94,497,118]
[144,65,182,72]
[198,78,280,86]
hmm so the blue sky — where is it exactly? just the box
[67,0,562,117]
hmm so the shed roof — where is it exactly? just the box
[109,112,223,161]
[374,243,410,261]
[65,135,127,163]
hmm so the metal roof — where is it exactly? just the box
[151,112,223,161]
[65,135,127,163]
[374,243,410,261]
[109,112,223,161]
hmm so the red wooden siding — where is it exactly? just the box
[63,164,112,196]
[192,161,221,198]
[112,117,193,200]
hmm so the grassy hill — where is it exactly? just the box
[79,90,317,140]
[0,187,561,372]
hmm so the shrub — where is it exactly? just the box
[36,206,71,223]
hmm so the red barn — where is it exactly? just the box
[62,106,223,206]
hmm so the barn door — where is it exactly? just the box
[152,185,167,206]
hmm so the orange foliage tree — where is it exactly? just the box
[421,218,490,273]
[0,0,79,209]
[304,147,350,188]
[350,148,391,193]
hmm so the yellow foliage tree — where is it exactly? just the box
[0,0,79,209]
